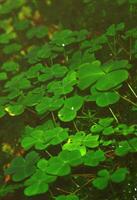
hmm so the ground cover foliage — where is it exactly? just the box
[0,0,137,199]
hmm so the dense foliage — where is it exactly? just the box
[0,0,137,199]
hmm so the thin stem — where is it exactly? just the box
[76,116,90,119]
[49,189,55,199]
[107,39,115,56]
[72,177,94,194]
[117,37,130,56]
[73,121,79,132]
[51,112,56,126]
[114,90,137,107]
[45,150,52,157]
[129,37,132,60]
[109,107,119,124]
[71,178,80,188]
[127,82,137,98]
[56,187,71,194]
[120,95,137,107]
[113,35,117,59]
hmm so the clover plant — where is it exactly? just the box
[0,0,137,199]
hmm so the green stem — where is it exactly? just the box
[73,121,79,132]
[127,82,137,98]
[45,150,52,157]
[109,107,119,124]
[72,177,93,194]
[120,95,137,107]
[107,39,115,57]
[51,112,56,126]
[129,37,132,60]
[113,35,117,58]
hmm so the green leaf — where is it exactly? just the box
[22,91,44,107]
[26,63,46,79]
[5,104,24,116]
[51,64,68,78]
[58,95,83,122]
[3,43,22,54]
[128,137,137,152]
[51,29,75,46]
[102,126,114,135]
[5,76,31,90]
[59,150,83,166]
[92,169,110,190]
[96,91,120,107]
[14,19,30,30]
[0,106,6,117]
[47,71,77,96]
[0,32,16,44]
[106,24,116,36]
[63,132,87,156]
[95,70,128,91]
[84,150,105,166]
[2,61,20,72]
[26,25,48,39]
[24,170,56,196]
[0,0,25,14]
[21,127,68,150]
[5,151,40,181]
[58,107,77,122]
[102,60,131,73]
[49,127,69,145]
[0,72,8,80]
[36,96,64,114]
[111,168,129,183]
[37,159,48,171]
[78,61,104,90]
[45,157,71,176]
[99,117,114,127]
[90,124,104,133]
[83,134,99,148]
[115,140,131,156]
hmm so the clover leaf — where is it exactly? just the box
[36,96,64,114]
[58,95,83,122]
[111,168,129,183]
[59,150,83,167]
[92,169,110,190]
[115,140,132,156]
[26,25,48,39]
[2,61,20,72]
[78,61,104,90]
[96,91,120,107]
[47,71,77,96]
[45,157,71,176]
[84,150,106,167]
[5,104,24,116]
[5,151,40,181]
[51,29,75,46]
[98,117,114,127]
[3,43,22,54]
[83,134,99,148]
[63,132,87,156]
[95,70,128,91]
[102,60,131,73]
[21,127,68,150]
[24,170,56,196]
[0,72,8,80]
